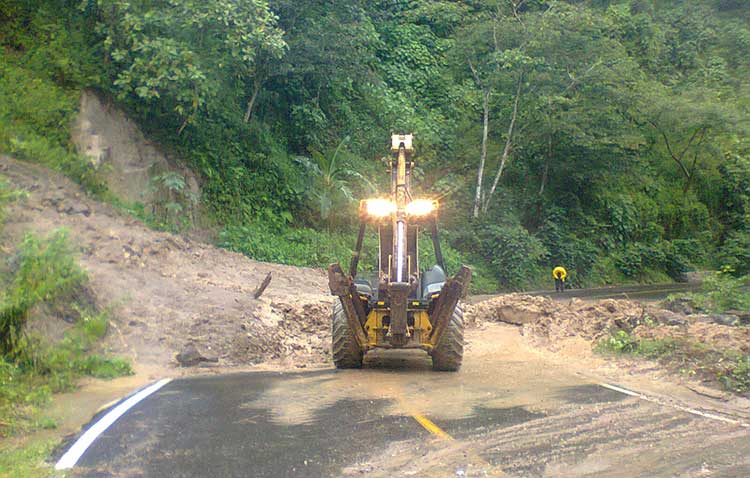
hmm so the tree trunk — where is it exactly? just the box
[177,116,189,136]
[482,76,522,213]
[244,78,263,123]
[539,126,553,195]
[538,160,549,196]
[473,90,491,219]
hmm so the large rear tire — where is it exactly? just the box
[331,300,364,369]
[431,303,464,371]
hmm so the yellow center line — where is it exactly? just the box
[411,412,454,440]
[390,388,509,478]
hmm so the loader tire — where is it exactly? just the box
[431,303,464,372]
[331,300,364,369]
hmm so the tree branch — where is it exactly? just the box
[473,89,491,218]
[507,0,525,27]
[483,74,523,213]
[561,60,602,97]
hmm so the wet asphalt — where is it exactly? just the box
[62,369,632,478]
[59,358,750,478]
[68,371,422,477]
[57,283,750,477]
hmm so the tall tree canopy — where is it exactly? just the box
[2,0,750,288]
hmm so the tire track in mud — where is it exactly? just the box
[348,395,750,478]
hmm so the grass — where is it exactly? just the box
[1,300,134,438]
[0,230,133,472]
[0,437,57,478]
[597,330,750,395]
[0,230,88,357]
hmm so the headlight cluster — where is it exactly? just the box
[364,198,396,217]
[405,199,436,216]
[360,198,438,218]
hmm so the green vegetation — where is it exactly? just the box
[0,307,132,437]
[0,231,87,358]
[0,8,106,194]
[598,330,678,357]
[0,438,57,478]
[0,180,132,440]
[598,330,750,394]
[667,270,750,314]
[2,1,750,290]
[688,271,750,313]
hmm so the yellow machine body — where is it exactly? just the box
[363,306,434,350]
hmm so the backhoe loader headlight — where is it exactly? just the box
[363,198,396,218]
[406,199,437,216]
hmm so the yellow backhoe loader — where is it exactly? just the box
[328,134,472,371]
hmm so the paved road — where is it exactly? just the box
[469,282,701,304]
[59,325,750,478]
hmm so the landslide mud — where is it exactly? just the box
[1,156,332,370]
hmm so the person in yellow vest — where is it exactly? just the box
[553,266,567,292]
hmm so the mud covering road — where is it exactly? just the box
[59,324,750,478]
[0,156,332,370]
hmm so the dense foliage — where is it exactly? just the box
[2,0,750,290]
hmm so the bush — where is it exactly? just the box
[685,271,750,313]
[598,330,640,354]
[418,233,499,293]
[719,230,750,276]
[613,241,689,282]
[219,224,359,269]
[720,354,750,394]
[0,308,132,437]
[474,223,546,290]
[0,226,132,437]
[0,230,87,359]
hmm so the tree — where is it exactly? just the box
[294,136,373,228]
[96,0,285,133]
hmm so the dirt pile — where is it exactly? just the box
[1,156,334,371]
[467,294,646,345]
[469,293,750,357]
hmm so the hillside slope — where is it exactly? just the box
[1,156,332,371]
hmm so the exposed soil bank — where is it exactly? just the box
[1,156,332,372]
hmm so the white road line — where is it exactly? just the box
[599,382,750,428]
[55,378,172,470]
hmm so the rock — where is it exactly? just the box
[647,309,687,326]
[692,314,741,327]
[175,343,219,366]
[65,201,92,216]
[725,309,750,325]
[662,297,696,315]
[71,90,201,213]
[709,314,741,327]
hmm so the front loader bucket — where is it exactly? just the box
[327,263,369,352]
[429,266,472,348]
